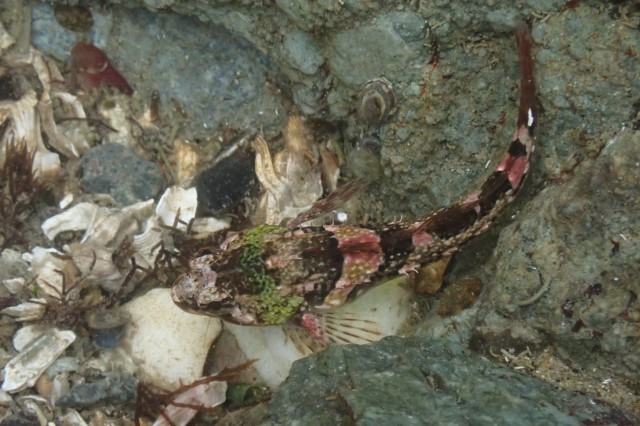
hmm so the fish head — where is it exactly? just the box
[170,252,258,325]
[171,225,305,326]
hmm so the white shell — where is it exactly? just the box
[59,408,88,426]
[2,328,76,393]
[0,390,12,405]
[118,288,221,390]
[23,247,68,299]
[153,381,227,426]
[155,186,198,230]
[41,202,102,241]
[13,324,52,352]
[253,116,326,225]
[132,217,164,268]
[2,277,25,294]
[0,300,46,322]
[190,217,231,235]
[0,46,88,180]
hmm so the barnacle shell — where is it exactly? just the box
[357,77,396,125]
[253,116,325,225]
[2,328,76,393]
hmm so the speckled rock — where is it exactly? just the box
[56,373,137,409]
[263,337,639,425]
[81,143,163,205]
[327,11,428,86]
[475,127,640,379]
[281,30,324,75]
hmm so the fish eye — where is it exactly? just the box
[206,297,235,313]
[207,301,223,311]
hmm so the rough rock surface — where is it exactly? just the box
[474,128,640,386]
[262,337,640,425]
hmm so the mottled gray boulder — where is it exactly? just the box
[475,126,640,380]
[263,337,638,425]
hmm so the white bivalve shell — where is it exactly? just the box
[2,328,76,393]
[119,288,222,390]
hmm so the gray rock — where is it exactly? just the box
[81,143,163,205]
[282,31,324,75]
[56,373,138,409]
[476,127,640,380]
[327,12,428,86]
[264,337,639,425]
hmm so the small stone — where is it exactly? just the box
[81,143,163,205]
[55,373,137,409]
[86,308,130,349]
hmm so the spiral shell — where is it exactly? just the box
[357,77,396,125]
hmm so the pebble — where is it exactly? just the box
[55,373,137,409]
[118,288,221,390]
[81,143,164,205]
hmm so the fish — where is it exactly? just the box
[171,22,537,350]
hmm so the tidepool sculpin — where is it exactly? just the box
[171,23,537,349]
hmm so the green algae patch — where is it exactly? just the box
[239,225,304,324]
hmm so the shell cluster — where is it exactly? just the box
[0,17,231,419]
[252,115,342,226]
[357,77,396,125]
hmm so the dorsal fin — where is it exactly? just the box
[287,178,368,228]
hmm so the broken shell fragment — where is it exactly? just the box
[155,186,197,229]
[13,324,52,352]
[2,328,76,393]
[357,77,396,125]
[1,299,46,322]
[41,202,102,241]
